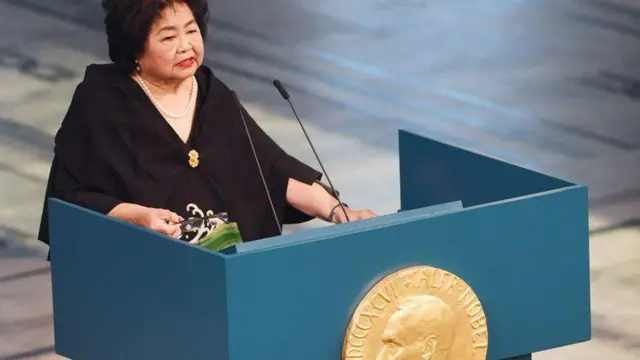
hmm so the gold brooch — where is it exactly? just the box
[188,150,199,168]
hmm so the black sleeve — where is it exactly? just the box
[38,83,128,244]
[239,105,323,224]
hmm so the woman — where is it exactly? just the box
[38,0,376,248]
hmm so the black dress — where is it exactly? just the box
[37,63,322,247]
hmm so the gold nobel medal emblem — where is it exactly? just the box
[343,266,488,360]
[188,150,199,168]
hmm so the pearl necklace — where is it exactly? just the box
[136,74,196,120]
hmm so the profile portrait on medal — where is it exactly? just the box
[343,266,489,360]
[377,295,455,360]
[37,0,377,252]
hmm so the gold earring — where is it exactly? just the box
[135,61,141,74]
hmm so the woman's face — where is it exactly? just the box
[138,2,205,82]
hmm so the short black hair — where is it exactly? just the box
[101,0,209,74]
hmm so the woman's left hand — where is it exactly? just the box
[286,179,378,224]
[331,206,378,224]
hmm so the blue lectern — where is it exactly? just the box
[48,130,590,360]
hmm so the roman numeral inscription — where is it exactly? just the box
[344,284,398,358]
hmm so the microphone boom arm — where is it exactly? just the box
[231,91,283,233]
[273,80,350,223]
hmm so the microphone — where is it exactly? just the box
[272,79,350,223]
[231,90,282,233]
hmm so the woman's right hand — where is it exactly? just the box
[137,207,184,238]
[109,203,183,238]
